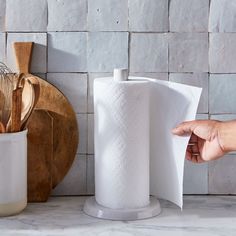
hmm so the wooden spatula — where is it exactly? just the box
[13,42,40,111]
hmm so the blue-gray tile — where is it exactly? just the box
[87,114,94,155]
[129,73,168,81]
[209,0,236,32]
[47,73,87,114]
[47,0,87,31]
[169,73,208,113]
[52,155,87,196]
[209,33,236,73]
[76,114,87,155]
[130,33,168,72]
[129,0,168,32]
[184,161,208,194]
[170,0,209,32]
[6,0,47,32]
[169,33,208,72]
[209,154,236,194]
[209,74,236,113]
[48,32,87,73]
[88,0,128,31]
[0,33,5,62]
[88,32,128,72]
[87,155,95,195]
[0,0,5,32]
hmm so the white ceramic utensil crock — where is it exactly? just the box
[0,130,27,216]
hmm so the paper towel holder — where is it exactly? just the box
[83,69,162,220]
[83,196,161,221]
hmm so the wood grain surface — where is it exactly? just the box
[13,42,79,202]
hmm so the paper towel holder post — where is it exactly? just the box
[113,68,128,81]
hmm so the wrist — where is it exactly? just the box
[218,120,236,153]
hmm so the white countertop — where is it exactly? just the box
[0,196,236,236]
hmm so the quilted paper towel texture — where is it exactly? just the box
[94,78,150,209]
[94,77,202,208]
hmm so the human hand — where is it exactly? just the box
[172,120,226,163]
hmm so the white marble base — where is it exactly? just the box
[0,196,236,235]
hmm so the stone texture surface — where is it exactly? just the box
[4,0,236,195]
[130,33,168,72]
[169,33,208,72]
[0,0,5,32]
[0,33,5,62]
[6,0,47,32]
[76,114,87,154]
[88,0,128,31]
[7,33,47,73]
[52,155,87,195]
[87,114,94,154]
[87,155,95,194]
[47,73,87,113]
[209,74,236,113]
[88,32,128,72]
[211,114,236,121]
[48,0,87,31]
[34,73,46,80]
[209,155,236,194]
[129,0,168,32]
[48,32,87,72]
[170,0,209,32]
[183,114,209,194]
[129,73,168,80]
[209,0,236,32]
[184,161,208,194]
[88,73,112,113]
[169,73,208,113]
[209,33,236,73]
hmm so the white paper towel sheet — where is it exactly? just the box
[94,77,202,209]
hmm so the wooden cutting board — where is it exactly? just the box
[27,110,53,202]
[13,42,79,201]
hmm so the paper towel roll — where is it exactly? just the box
[94,76,202,210]
[94,78,150,209]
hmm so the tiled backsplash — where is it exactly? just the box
[0,0,236,195]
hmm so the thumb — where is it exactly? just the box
[172,121,198,136]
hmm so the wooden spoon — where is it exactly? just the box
[0,90,5,126]
[20,79,35,130]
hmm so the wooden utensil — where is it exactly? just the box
[20,79,35,130]
[0,63,14,130]
[0,90,5,128]
[13,42,79,201]
[11,87,23,132]
[0,122,5,133]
